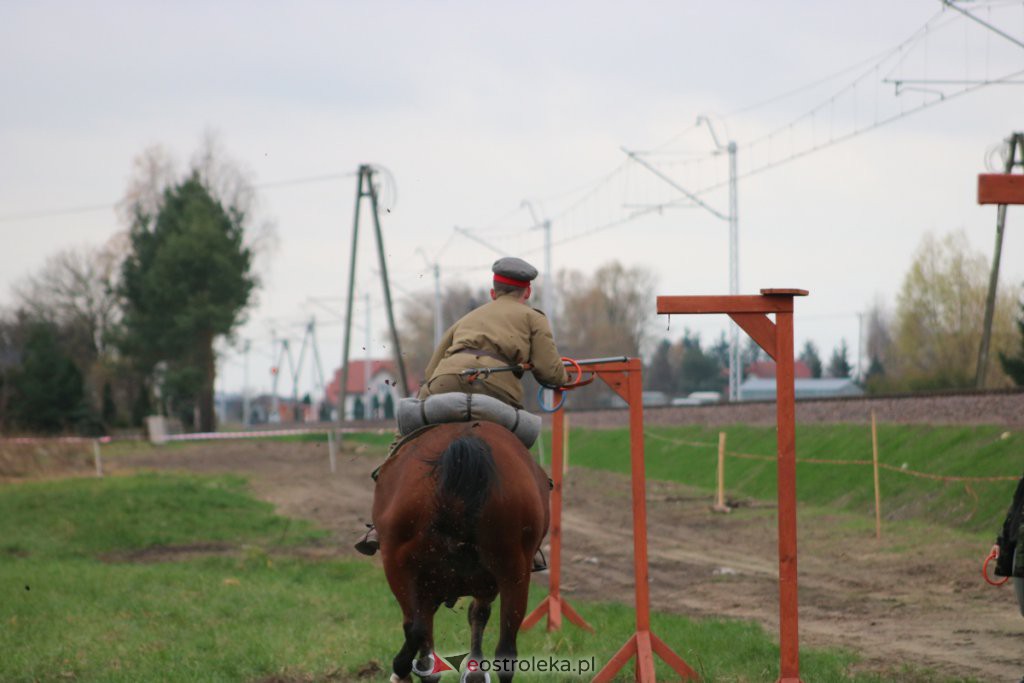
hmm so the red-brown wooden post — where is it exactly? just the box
[774,307,800,683]
[522,391,592,633]
[592,359,697,682]
[656,289,807,683]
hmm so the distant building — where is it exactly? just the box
[739,376,864,401]
[325,359,420,421]
[216,393,318,425]
[746,359,813,380]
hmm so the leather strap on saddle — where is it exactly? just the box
[456,347,514,364]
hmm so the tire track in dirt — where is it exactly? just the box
[553,468,1023,681]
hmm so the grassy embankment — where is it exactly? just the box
[537,422,1023,535]
[262,422,1022,535]
[0,471,972,682]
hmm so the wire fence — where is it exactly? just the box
[641,430,1021,483]
[641,418,1022,538]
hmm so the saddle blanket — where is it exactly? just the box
[397,393,541,448]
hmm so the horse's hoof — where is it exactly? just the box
[410,653,435,677]
[389,674,411,683]
[460,670,490,683]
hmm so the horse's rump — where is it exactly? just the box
[373,422,548,580]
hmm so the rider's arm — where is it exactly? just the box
[528,310,569,387]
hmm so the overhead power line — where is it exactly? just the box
[503,1,1024,251]
[0,170,358,224]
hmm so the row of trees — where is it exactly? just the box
[645,334,854,399]
[864,231,1023,392]
[399,262,657,409]
[0,141,262,434]
[3,153,1023,434]
[397,260,859,405]
[398,230,1024,402]
[638,230,1024,397]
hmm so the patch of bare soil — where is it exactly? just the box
[100,541,236,564]
[0,441,96,479]
[106,440,1023,681]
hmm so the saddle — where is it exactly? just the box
[397,393,542,448]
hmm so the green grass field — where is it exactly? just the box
[0,472,977,682]
[533,422,1023,535]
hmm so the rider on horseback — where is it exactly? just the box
[356,257,568,566]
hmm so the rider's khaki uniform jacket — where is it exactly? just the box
[418,292,569,408]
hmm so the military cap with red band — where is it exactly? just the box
[492,257,538,288]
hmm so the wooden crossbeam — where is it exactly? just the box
[978,174,1024,205]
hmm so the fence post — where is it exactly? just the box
[871,410,882,540]
[93,439,103,478]
[713,431,729,513]
[328,430,337,474]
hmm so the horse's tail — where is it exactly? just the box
[433,434,497,541]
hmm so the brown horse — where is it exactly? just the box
[372,421,550,683]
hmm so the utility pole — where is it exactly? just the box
[242,339,251,426]
[365,292,372,416]
[523,201,555,333]
[270,331,278,422]
[283,339,298,422]
[432,262,442,347]
[725,137,740,401]
[976,132,1023,388]
[856,312,865,382]
[292,322,311,421]
[308,319,326,402]
[338,165,409,426]
[630,116,741,400]
[417,248,444,348]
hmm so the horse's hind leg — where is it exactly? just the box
[392,596,436,682]
[407,597,441,683]
[391,614,421,682]
[493,574,530,683]
[465,595,495,682]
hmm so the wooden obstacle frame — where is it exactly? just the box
[523,289,807,683]
[521,357,698,681]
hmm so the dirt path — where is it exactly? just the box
[107,440,1023,681]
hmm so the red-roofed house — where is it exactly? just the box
[326,359,421,420]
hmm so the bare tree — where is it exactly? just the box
[14,235,125,361]
[555,261,656,360]
[116,145,177,230]
[399,282,487,381]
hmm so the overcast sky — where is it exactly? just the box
[2,1,1023,398]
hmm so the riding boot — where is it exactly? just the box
[355,525,380,556]
[531,548,548,572]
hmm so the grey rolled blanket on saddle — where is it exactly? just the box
[397,393,541,448]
